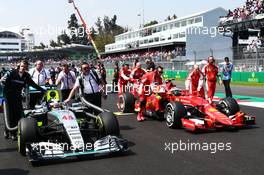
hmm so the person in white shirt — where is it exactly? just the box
[64,62,106,114]
[56,62,76,101]
[28,60,51,108]
[29,60,51,86]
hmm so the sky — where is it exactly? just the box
[0,0,245,45]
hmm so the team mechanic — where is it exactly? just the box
[117,64,131,109]
[137,66,163,122]
[185,64,205,98]
[130,62,146,96]
[1,60,45,140]
[64,62,107,115]
[202,56,222,104]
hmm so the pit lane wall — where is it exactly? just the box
[106,69,264,83]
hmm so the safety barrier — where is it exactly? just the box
[0,70,262,98]
[106,69,264,83]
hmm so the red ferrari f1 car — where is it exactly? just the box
[119,80,256,132]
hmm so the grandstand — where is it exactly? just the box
[219,0,264,70]
[103,7,232,64]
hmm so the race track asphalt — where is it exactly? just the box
[173,81,264,98]
[0,90,263,175]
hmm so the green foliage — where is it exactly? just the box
[48,13,124,53]
[33,42,46,49]
[144,20,158,27]
[57,31,71,46]
[93,15,125,52]
[50,40,59,47]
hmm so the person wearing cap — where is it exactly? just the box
[222,57,233,98]
[202,56,222,104]
[185,64,205,98]
[56,62,76,101]
[28,60,51,108]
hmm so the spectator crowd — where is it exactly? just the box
[226,0,264,20]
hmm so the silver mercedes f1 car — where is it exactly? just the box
[4,86,128,162]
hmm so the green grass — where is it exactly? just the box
[231,81,264,87]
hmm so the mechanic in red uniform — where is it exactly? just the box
[117,64,131,109]
[137,66,163,122]
[130,62,146,96]
[185,64,205,98]
[202,56,222,104]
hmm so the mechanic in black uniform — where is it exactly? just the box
[1,60,45,140]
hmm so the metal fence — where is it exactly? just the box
[1,46,264,72]
[103,46,264,72]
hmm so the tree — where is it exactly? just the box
[57,31,71,46]
[93,15,125,52]
[68,14,79,29]
[144,20,158,27]
[33,42,46,49]
[95,17,103,35]
[68,14,79,44]
[50,40,59,47]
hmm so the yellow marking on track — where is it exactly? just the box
[114,112,135,116]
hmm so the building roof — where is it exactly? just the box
[117,7,227,37]
[0,44,94,56]
[0,26,23,37]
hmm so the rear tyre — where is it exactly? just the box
[218,97,240,116]
[119,93,135,113]
[165,102,187,129]
[18,118,39,156]
[97,112,120,137]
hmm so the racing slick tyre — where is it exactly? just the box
[18,118,39,156]
[165,102,187,129]
[119,93,135,113]
[97,112,120,137]
[218,97,240,116]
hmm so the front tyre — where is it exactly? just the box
[218,97,240,116]
[18,118,39,156]
[97,112,120,137]
[165,102,187,129]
